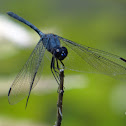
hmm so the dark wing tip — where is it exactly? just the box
[120,57,126,62]
[8,88,11,96]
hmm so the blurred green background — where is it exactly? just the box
[0,0,126,126]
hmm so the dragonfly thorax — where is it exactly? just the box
[42,34,68,60]
[42,34,60,52]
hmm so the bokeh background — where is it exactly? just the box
[0,0,126,126]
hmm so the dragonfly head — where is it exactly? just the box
[53,47,68,60]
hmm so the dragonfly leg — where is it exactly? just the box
[60,60,65,69]
[51,57,60,85]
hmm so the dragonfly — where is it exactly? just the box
[7,12,126,108]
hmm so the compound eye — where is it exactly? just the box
[53,47,62,58]
[56,48,60,53]
[61,50,67,57]
[53,47,68,60]
[58,47,68,60]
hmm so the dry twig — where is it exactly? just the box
[55,69,64,126]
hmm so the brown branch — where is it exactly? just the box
[55,69,64,126]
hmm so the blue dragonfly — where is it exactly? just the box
[7,12,126,108]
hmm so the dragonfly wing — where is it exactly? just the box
[8,38,46,105]
[58,36,126,80]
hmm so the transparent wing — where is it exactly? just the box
[58,35,126,80]
[8,38,46,105]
